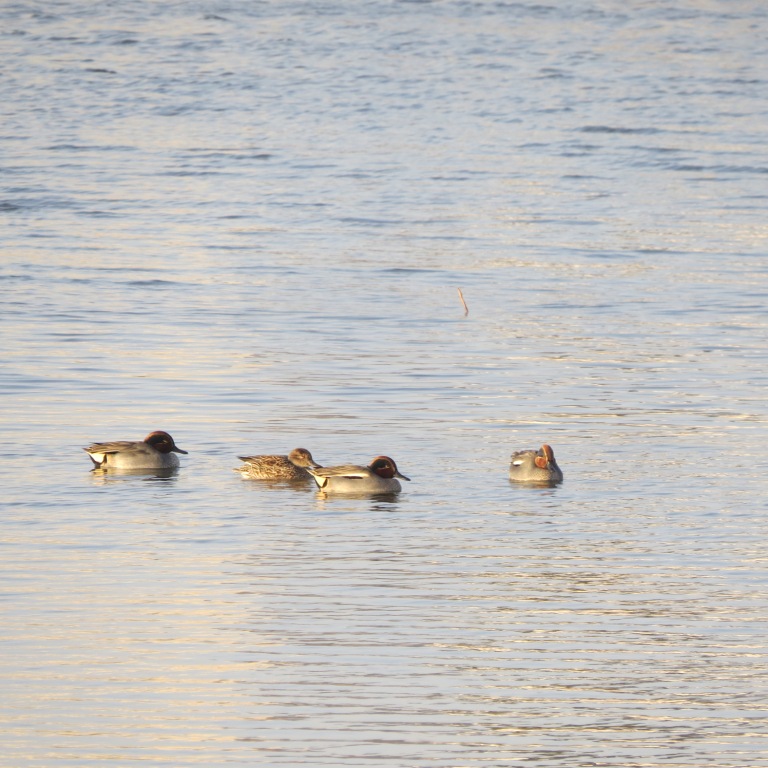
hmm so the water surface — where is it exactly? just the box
[2,1,768,766]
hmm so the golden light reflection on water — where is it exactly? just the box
[2,0,768,765]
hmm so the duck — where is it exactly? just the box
[509,443,563,484]
[84,430,188,470]
[308,455,410,494]
[235,447,321,480]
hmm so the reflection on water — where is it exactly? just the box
[1,0,768,766]
[312,490,404,508]
[89,467,180,484]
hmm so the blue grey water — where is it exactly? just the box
[2,1,768,766]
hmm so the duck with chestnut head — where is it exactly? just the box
[509,444,563,485]
[308,455,410,494]
[84,430,188,470]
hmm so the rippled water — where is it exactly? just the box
[2,1,768,766]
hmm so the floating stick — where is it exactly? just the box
[457,287,469,316]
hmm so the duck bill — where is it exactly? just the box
[396,471,411,481]
[172,446,189,454]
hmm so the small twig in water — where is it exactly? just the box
[457,287,469,316]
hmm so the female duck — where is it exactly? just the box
[235,448,321,480]
[308,455,410,494]
[509,443,563,485]
[84,430,188,470]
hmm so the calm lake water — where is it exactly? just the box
[2,1,768,766]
